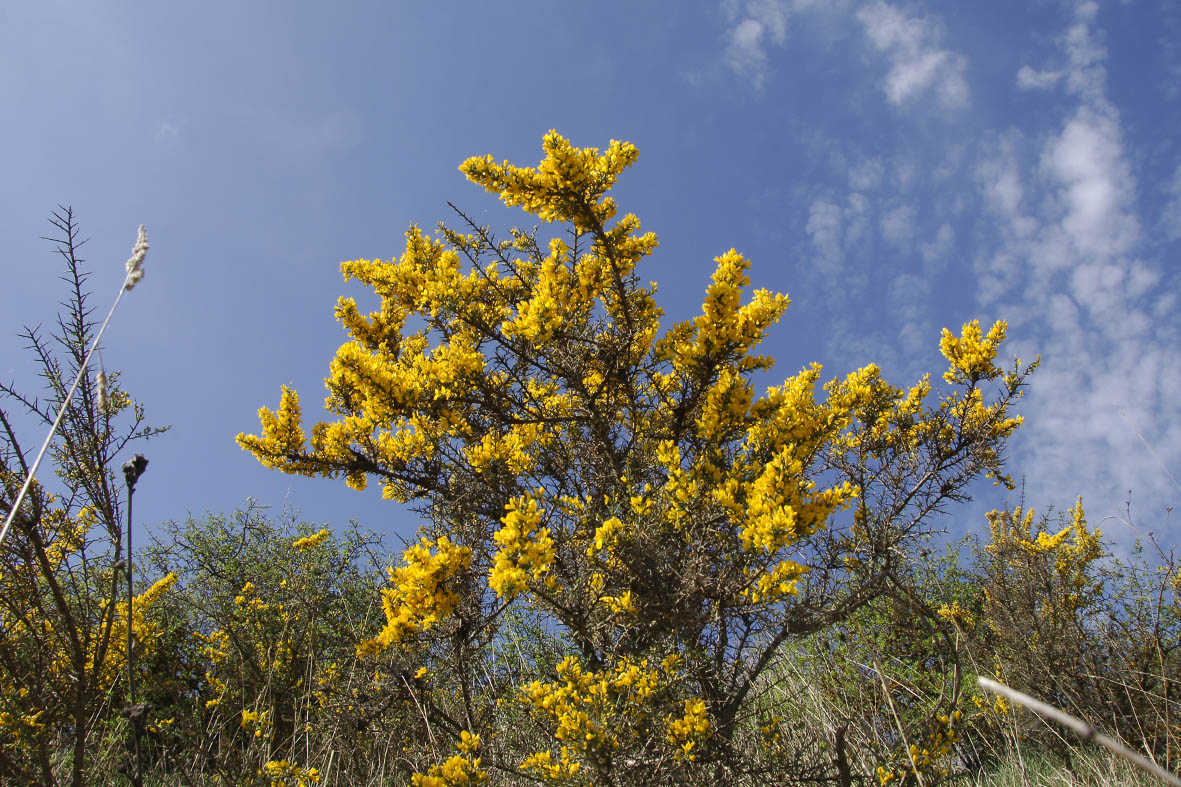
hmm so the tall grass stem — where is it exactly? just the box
[977,677,1181,786]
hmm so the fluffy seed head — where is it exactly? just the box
[124,225,149,291]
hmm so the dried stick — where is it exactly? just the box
[977,676,1181,787]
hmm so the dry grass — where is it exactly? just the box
[965,746,1162,786]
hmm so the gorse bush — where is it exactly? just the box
[238,131,1035,784]
[969,501,1181,769]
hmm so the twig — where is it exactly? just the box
[977,677,1181,786]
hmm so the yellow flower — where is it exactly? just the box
[358,536,471,655]
[939,319,1007,384]
[292,528,331,551]
[458,730,481,754]
[489,496,555,599]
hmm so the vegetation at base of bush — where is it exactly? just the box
[968,746,1164,787]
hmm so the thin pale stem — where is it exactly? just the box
[977,676,1181,787]
[0,276,133,548]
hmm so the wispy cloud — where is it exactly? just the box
[1162,165,1181,243]
[848,157,885,191]
[1016,65,1063,91]
[805,198,848,271]
[972,1,1180,528]
[920,222,954,266]
[275,111,361,157]
[887,270,931,356]
[154,120,181,143]
[855,1,969,110]
[721,0,805,88]
[1041,106,1139,263]
[805,192,870,275]
[1161,1,1181,101]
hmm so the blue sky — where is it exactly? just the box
[2,0,1178,550]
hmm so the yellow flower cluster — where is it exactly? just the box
[237,133,671,503]
[259,759,321,787]
[197,628,230,665]
[935,600,975,628]
[240,708,271,739]
[291,528,330,551]
[666,698,711,761]
[500,250,568,344]
[939,319,1008,384]
[759,714,783,752]
[821,364,936,457]
[84,572,178,690]
[663,249,788,376]
[987,500,1099,562]
[587,515,625,556]
[518,654,702,774]
[520,747,581,781]
[410,732,486,786]
[461,130,639,229]
[465,422,551,475]
[232,131,1041,785]
[722,449,857,554]
[742,558,807,604]
[235,580,268,610]
[971,692,1011,715]
[489,496,555,599]
[359,536,472,655]
[239,386,310,474]
[0,708,44,742]
[985,498,1102,620]
[44,507,92,572]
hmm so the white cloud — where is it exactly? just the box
[723,0,793,88]
[764,5,1178,532]
[856,1,970,110]
[805,192,871,275]
[1016,65,1063,90]
[848,157,885,191]
[154,120,181,143]
[725,19,774,87]
[1041,106,1139,262]
[887,271,931,356]
[845,192,871,247]
[1061,1,1108,104]
[975,133,1038,241]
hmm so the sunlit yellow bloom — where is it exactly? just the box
[292,528,331,550]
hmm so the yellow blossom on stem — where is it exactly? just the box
[292,528,330,551]
[489,496,555,599]
[358,536,472,655]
